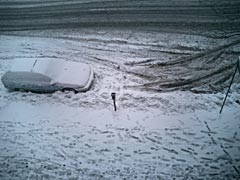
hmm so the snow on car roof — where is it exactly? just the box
[10,58,92,87]
[33,59,92,87]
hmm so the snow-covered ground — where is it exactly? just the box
[0,0,240,178]
[0,100,239,180]
[0,29,240,180]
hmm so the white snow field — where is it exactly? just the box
[0,30,240,180]
[0,0,240,179]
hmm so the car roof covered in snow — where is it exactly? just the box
[10,58,92,87]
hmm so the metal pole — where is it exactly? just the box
[238,58,240,74]
[220,61,239,114]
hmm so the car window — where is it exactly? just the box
[6,71,52,83]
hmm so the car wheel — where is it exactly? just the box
[62,88,77,94]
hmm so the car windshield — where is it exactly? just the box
[33,59,62,81]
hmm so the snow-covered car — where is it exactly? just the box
[1,59,94,93]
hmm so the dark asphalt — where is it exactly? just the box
[0,0,239,32]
